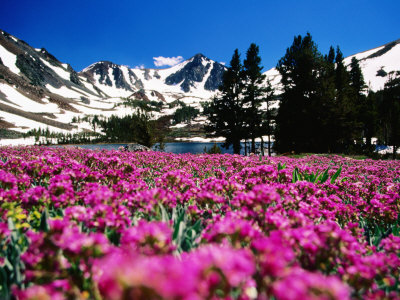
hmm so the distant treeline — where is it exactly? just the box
[28,111,170,148]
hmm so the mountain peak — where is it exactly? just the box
[190,53,210,63]
[164,53,225,92]
[192,53,207,59]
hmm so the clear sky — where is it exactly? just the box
[1,0,399,71]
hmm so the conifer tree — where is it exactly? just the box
[261,79,275,156]
[334,47,348,149]
[242,43,267,153]
[275,33,324,153]
[349,57,367,95]
[204,49,244,154]
[317,46,337,152]
[348,57,368,149]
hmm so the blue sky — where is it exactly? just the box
[1,0,399,71]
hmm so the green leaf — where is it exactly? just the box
[277,162,286,171]
[172,210,185,240]
[158,203,169,222]
[0,267,10,299]
[7,218,16,231]
[318,167,330,183]
[330,166,342,184]
[39,209,50,232]
[175,221,186,250]
[4,258,13,271]
[392,223,400,236]
[292,167,300,183]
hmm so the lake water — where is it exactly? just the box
[60,142,272,155]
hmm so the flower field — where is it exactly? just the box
[0,146,399,299]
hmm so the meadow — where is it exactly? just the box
[0,146,399,299]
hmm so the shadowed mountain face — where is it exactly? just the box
[165,54,225,92]
[83,61,133,91]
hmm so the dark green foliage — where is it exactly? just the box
[242,43,268,153]
[274,33,378,155]
[376,72,400,158]
[0,129,24,139]
[261,80,275,156]
[204,143,222,154]
[39,209,50,232]
[0,219,29,299]
[155,204,203,253]
[291,165,342,184]
[173,106,199,124]
[25,127,100,145]
[91,115,99,132]
[99,112,155,147]
[204,49,244,154]
[275,33,327,153]
[117,98,163,112]
[349,57,367,95]
[26,110,168,147]
[168,100,185,109]
[205,45,273,155]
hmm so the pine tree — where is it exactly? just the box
[349,57,367,95]
[334,47,349,151]
[261,79,275,156]
[204,49,244,154]
[348,57,368,150]
[242,43,267,153]
[275,33,324,153]
[317,46,337,152]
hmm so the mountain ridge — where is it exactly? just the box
[0,28,399,141]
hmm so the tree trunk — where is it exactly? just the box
[268,134,271,157]
[233,139,241,155]
[251,137,256,154]
[393,145,397,160]
[244,140,248,156]
[261,136,264,157]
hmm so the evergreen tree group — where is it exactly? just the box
[274,33,373,154]
[274,33,400,156]
[205,33,400,158]
[204,44,274,155]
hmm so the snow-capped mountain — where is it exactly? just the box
[0,29,226,138]
[344,39,400,91]
[0,28,399,142]
[79,53,225,99]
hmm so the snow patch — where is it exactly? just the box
[0,44,20,74]
[46,84,86,99]
[40,58,71,81]
[0,137,37,146]
[0,83,59,113]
